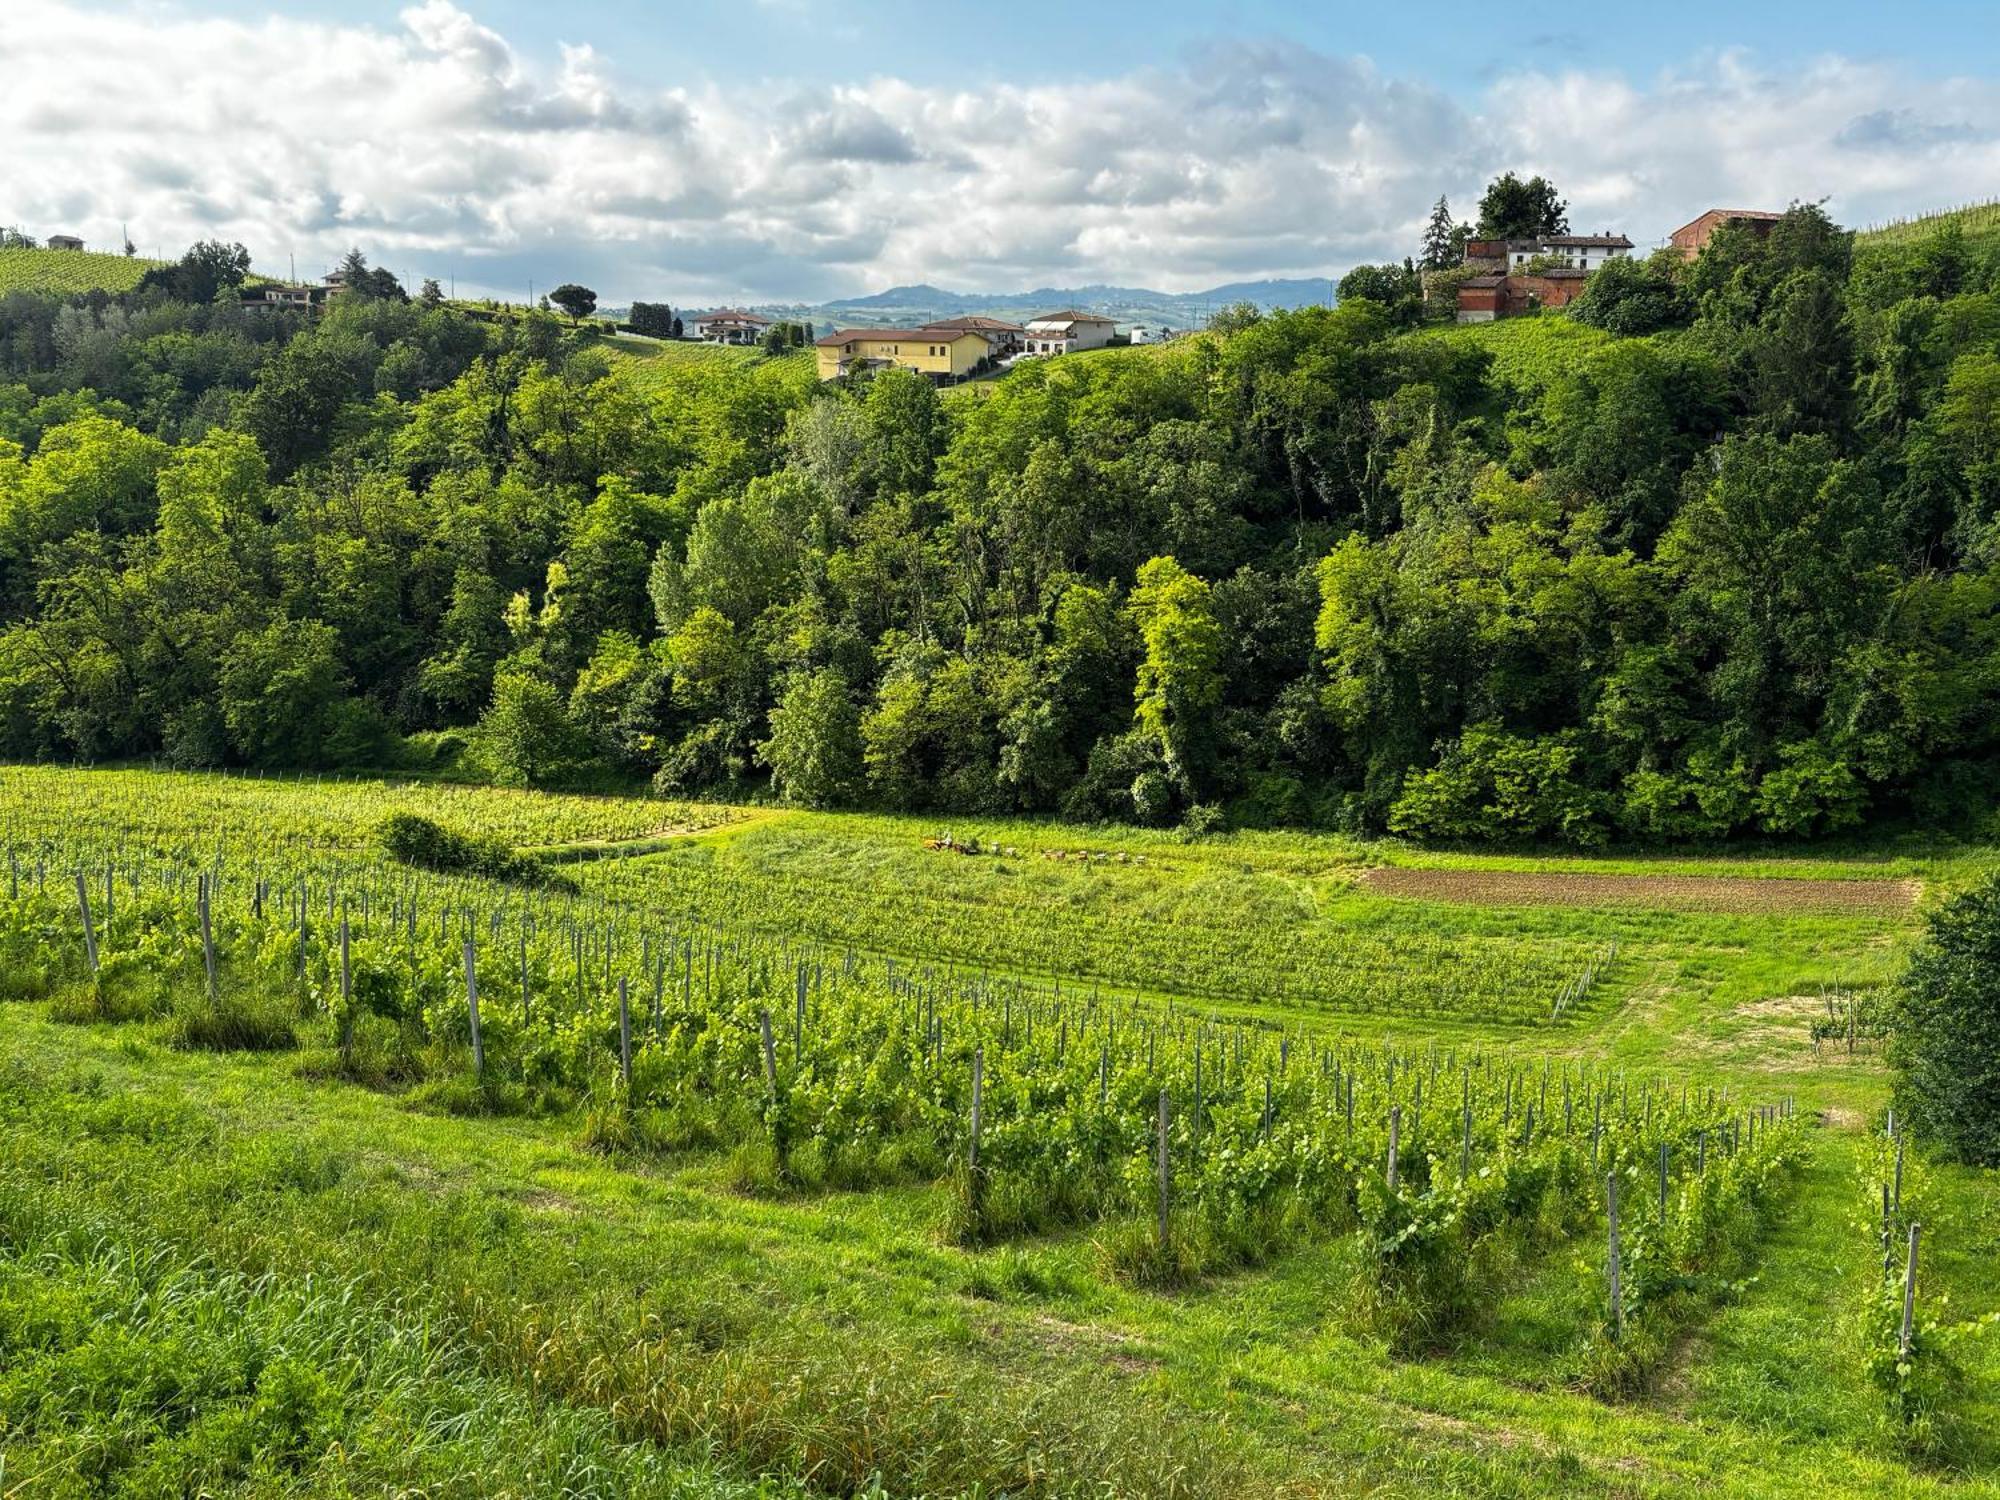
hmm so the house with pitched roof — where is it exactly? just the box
[691,308,771,344]
[1455,229,1634,323]
[1023,310,1117,355]
[814,326,994,382]
[921,315,1025,355]
[1463,233,1634,273]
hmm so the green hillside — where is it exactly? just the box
[0,245,163,296]
[1858,199,2000,249]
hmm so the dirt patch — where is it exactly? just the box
[1359,867,1919,915]
[1010,1313,1160,1374]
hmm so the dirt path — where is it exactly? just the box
[1359,866,1920,915]
[520,808,782,863]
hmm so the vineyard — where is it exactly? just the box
[0,246,163,296]
[1,767,1996,1496]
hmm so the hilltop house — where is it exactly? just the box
[1455,230,1632,323]
[239,283,328,315]
[814,326,993,382]
[46,234,84,252]
[1024,310,1117,355]
[1669,209,1783,260]
[692,309,770,344]
[1463,233,1633,272]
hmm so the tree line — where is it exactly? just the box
[3,204,1999,843]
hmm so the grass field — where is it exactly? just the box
[0,246,163,296]
[1,766,1996,1498]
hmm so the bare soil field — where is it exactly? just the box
[1359,866,1922,914]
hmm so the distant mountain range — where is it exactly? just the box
[665,278,1336,332]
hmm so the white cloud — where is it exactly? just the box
[6,2,2000,304]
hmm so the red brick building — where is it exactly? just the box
[1669,209,1783,260]
[1455,268,1592,322]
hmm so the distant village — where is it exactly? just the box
[682,307,1133,383]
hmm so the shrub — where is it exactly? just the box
[1389,723,1610,845]
[374,812,576,892]
[1887,876,2000,1164]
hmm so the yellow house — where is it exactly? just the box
[814,327,991,382]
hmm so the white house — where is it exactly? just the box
[691,309,771,344]
[1467,234,1633,272]
[1023,309,1117,356]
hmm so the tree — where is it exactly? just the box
[476,671,585,787]
[1336,261,1422,326]
[1476,173,1568,240]
[629,301,675,337]
[333,248,407,302]
[759,667,864,806]
[420,278,444,306]
[1567,252,1687,336]
[137,241,252,304]
[217,617,347,766]
[1130,555,1223,799]
[1419,196,1462,271]
[549,284,598,325]
[1888,875,2000,1165]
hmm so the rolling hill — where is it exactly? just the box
[0,246,164,296]
[694,276,1336,334]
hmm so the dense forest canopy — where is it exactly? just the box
[4,208,2000,843]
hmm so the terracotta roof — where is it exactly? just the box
[815,326,985,348]
[922,316,1025,333]
[694,308,770,325]
[1459,275,1507,288]
[1539,234,1632,248]
[1515,267,1591,280]
[1027,309,1115,325]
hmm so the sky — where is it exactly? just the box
[7,1,2000,306]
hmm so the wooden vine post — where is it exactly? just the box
[968,1045,984,1171]
[1900,1222,1921,1360]
[463,939,483,1080]
[617,976,632,1088]
[199,874,220,1001]
[1156,1088,1172,1252]
[338,915,354,1060]
[74,872,99,976]
[1386,1104,1402,1193]
[1606,1172,1624,1342]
